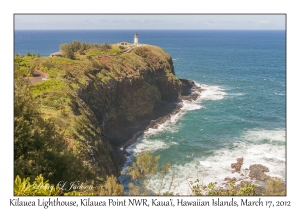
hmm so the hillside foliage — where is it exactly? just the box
[14,73,96,184]
[60,41,113,59]
[14,152,286,196]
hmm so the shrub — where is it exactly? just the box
[29,79,68,97]
[98,176,124,196]
[123,152,172,195]
[264,177,286,196]
[14,174,61,196]
[189,180,257,196]
[15,174,124,196]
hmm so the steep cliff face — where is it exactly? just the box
[77,46,182,147]
[19,44,186,180]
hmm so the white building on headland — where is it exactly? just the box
[117,32,145,47]
[134,32,138,46]
[50,50,64,57]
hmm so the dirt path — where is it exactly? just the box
[26,70,49,85]
[97,46,136,59]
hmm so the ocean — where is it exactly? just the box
[14,30,286,195]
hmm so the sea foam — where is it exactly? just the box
[120,83,230,193]
[120,84,285,195]
[127,83,225,153]
[145,128,286,195]
[199,84,227,101]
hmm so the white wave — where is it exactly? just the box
[244,144,285,165]
[199,84,227,101]
[264,152,274,159]
[125,132,177,157]
[182,100,202,111]
[124,82,226,156]
[143,118,180,138]
[200,161,211,167]
[227,93,245,96]
[146,157,240,195]
[130,139,172,155]
[144,128,286,195]
[242,129,286,143]
[140,88,205,138]
[194,82,201,87]
[274,92,285,96]
[121,83,233,194]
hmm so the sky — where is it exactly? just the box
[14,14,286,30]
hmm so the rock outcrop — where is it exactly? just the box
[231,157,244,173]
[249,164,271,181]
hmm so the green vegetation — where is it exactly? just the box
[14,174,61,196]
[14,74,95,184]
[14,152,286,196]
[264,177,286,195]
[59,40,114,59]
[14,152,171,196]
[14,54,38,76]
[123,152,171,195]
[84,44,122,57]
[29,79,69,96]
[190,180,257,196]
[14,174,124,196]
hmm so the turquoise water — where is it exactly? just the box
[15,30,286,195]
[119,30,286,194]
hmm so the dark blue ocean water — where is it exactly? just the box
[15,30,286,194]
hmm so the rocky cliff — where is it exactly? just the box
[78,46,182,147]
[19,44,197,180]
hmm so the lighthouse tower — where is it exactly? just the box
[134,32,138,46]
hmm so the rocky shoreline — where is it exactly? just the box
[224,158,286,195]
[118,79,202,160]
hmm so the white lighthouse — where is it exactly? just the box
[134,32,138,46]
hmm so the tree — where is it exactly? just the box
[70,40,81,52]
[126,152,159,183]
[124,152,171,195]
[14,73,86,183]
[80,42,89,51]
[101,42,111,50]
[60,43,74,59]
[98,176,124,196]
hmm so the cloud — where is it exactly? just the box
[129,19,151,24]
[14,15,285,30]
[98,19,109,22]
[259,20,270,24]
[15,17,23,22]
